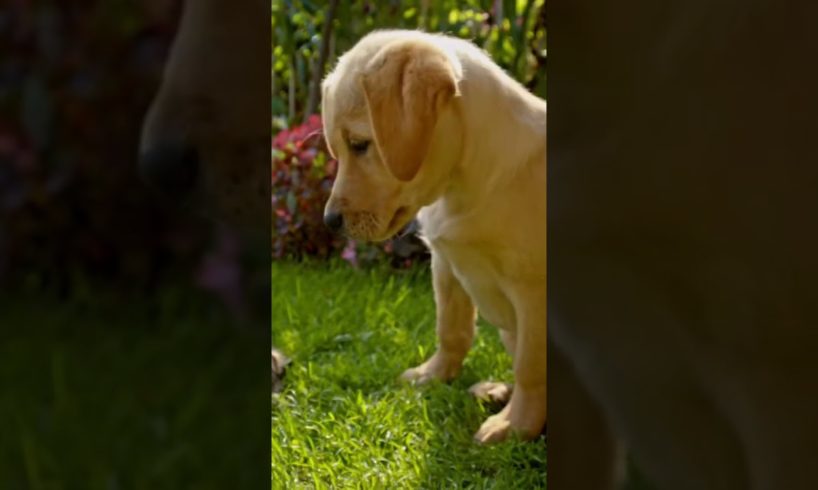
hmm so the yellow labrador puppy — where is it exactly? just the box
[322,30,547,443]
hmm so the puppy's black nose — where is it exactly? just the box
[323,211,344,233]
[138,142,199,198]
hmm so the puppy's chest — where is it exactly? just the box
[431,240,517,331]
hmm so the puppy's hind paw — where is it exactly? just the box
[469,381,513,405]
[399,351,462,385]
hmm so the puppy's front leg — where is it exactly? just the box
[475,284,546,443]
[401,251,476,384]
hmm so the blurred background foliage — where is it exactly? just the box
[271,0,546,266]
[272,0,546,129]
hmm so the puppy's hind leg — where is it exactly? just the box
[401,252,476,384]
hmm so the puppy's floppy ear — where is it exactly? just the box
[360,41,458,182]
[320,78,337,159]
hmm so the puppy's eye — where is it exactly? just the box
[348,139,370,155]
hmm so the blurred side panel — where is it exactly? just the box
[0,0,270,487]
[549,1,818,489]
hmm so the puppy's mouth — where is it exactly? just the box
[347,206,413,242]
[385,206,411,236]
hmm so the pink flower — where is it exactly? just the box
[341,240,358,267]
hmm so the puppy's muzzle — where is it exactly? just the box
[139,141,199,199]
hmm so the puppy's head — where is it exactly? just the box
[321,32,463,242]
[139,0,268,230]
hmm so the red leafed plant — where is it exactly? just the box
[271,115,428,268]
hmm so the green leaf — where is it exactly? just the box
[448,9,459,25]
[313,151,326,169]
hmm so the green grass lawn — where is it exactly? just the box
[271,261,546,489]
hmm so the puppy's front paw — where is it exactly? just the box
[474,405,513,444]
[400,350,462,385]
[474,387,546,444]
